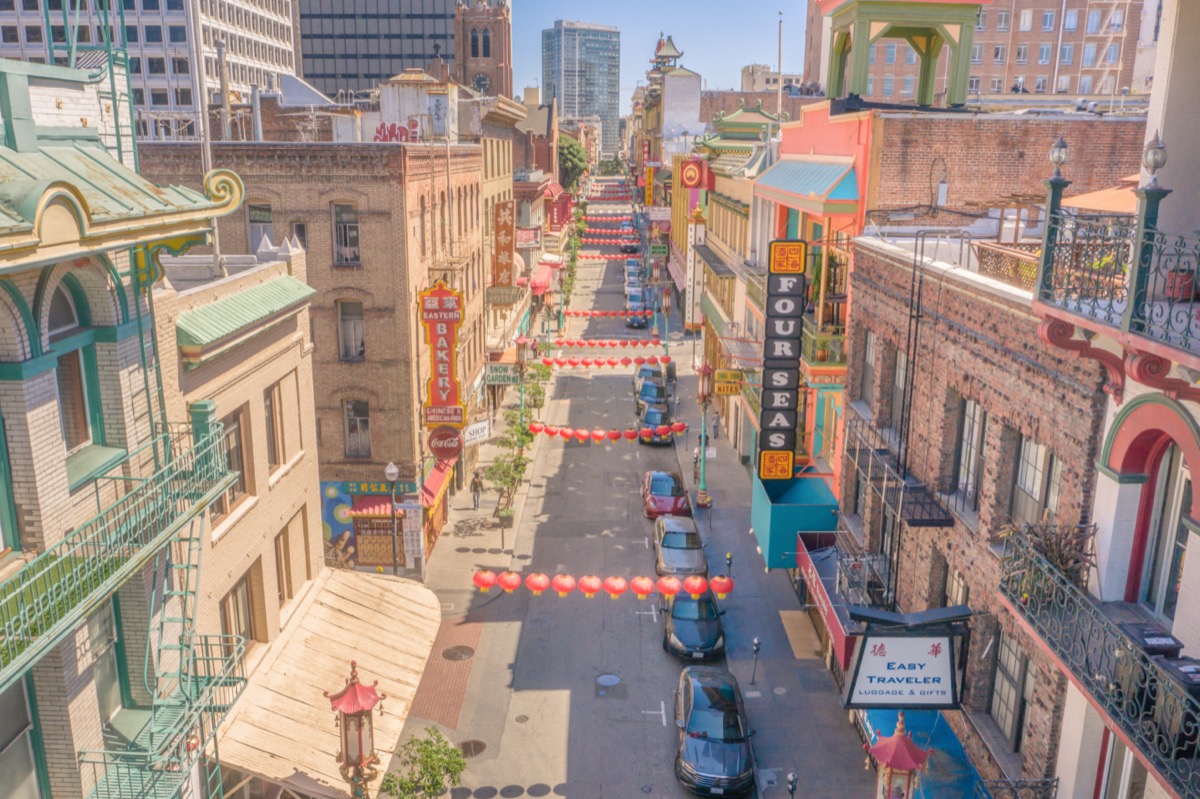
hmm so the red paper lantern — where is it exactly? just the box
[529,422,545,434]
[591,429,606,442]
[630,576,655,600]
[579,575,602,598]
[525,573,551,596]
[606,429,622,442]
[639,428,654,439]
[497,570,522,593]
[661,355,672,364]
[551,574,576,597]
[555,339,565,347]
[620,357,632,366]
[545,425,560,436]
[580,358,593,367]
[541,357,554,367]
[603,576,628,599]
[473,570,497,592]
[607,358,619,367]
[709,575,734,599]
[554,358,567,367]
[634,357,646,365]
[671,421,688,434]
[574,429,589,442]
[560,426,575,438]
[623,429,638,441]
[651,338,662,346]
[639,339,651,347]
[647,356,659,365]
[657,576,682,597]
[656,425,671,437]
[683,575,708,599]
[567,358,580,367]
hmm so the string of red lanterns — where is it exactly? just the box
[578,254,644,261]
[527,421,689,442]
[564,309,654,318]
[552,338,664,348]
[582,215,632,222]
[472,571,734,599]
[536,354,670,369]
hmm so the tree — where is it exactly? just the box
[558,135,588,192]
[379,727,466,799]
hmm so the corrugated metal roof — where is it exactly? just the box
[176,275,315,348]
[757,160,857,202]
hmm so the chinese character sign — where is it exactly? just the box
[492,199,516,287]
[645,167,654,206]
[756,240,808,480]
[684,212,705,331]
[844,635,960,709]
[419,282,467,428]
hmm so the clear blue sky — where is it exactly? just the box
[511,1,810,114]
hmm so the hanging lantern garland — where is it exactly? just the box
[565,309,655,318]
[472,570,734,599]
[552,337,665,348]
[527,420,687,441]
[534,354,672,371]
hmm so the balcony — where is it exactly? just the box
[1040,209,1200,358]
[843,412,953,528]
[0,423,235,694]
[745,271,766,312]
[973,779,1060,799]
[801,315,848,368]
[1000,529,1200,799]
[80,634,248,799]
[971,240,1040,291]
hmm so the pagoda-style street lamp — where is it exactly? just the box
[696,362,714,509]
[868,711,929,799]
[326,661,386,799]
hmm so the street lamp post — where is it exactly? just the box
[516,335,529,418]
[325,661,385,799]
[696,362,714,509]
[384,461,401,577]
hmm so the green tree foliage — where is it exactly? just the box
[379,727,466,799]
[559,135,588,192]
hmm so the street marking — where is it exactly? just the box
[634,603,659,622]
[744,690,763,698]
[641,700,667,726]
[642,536,650,549]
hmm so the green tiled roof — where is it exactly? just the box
[177,275,315,350]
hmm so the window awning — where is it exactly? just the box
[176,274,316,368]
[346,494,395,518]
[530,262,554,296]
[754,157,858,214]
[422,457,457,507]
[216,569,441,799]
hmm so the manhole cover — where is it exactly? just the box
[642,787,653,793]
[527,614,552,629]
[515,715,529,724]
[596,674,621,687]
[443,645,476,661]
[459,739,487,758]
[773,687,787,695]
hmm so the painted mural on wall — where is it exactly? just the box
[322,482,358,569]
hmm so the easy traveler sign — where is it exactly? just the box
[844,634,960,709]
[420,281,466,428]
[756,240,808,480]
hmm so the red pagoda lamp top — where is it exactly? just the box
[326,660,386,715]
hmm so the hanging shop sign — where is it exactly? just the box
[715,369,743,384]
[339,479,419,495]
[399,500,424,559]
[684,213,706,332]
[645,167,655,206]
[420,281,467,428]
[648,208,671,223]
[756,240,808,480]
[492,199,516,288]
[428,425,464,460]
[515,226,543,250]
[715,383,741,396]
[484,363,521,385]
[843,634,960,709]
[463,418,491,445]
[680,160,704,189]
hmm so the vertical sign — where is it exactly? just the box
[645,166,655,206]
[399,501,424,560]
[757,240,808,480]
[420,281,467,428]
[684,212,706,331]
[492,199,516,287]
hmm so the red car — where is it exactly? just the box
[643,470,691,519]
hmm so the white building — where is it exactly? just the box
[740,63,804,92]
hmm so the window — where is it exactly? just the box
[905,46,916,65]
[20,0,34,8]
[997,10,1010,30]
[1016,44,1029,64]
[88,602,122,722]
[175,88,192,106]
[470,28,478,57]
[1034,76,1048,93]
[274,530,292,606]
[1141,445,1190,622]
[1079,75,1093,94]
[885,43,896,64]
[990,77,1004,93]
[0,682,42,799]
[142,0,159,8]
[333,204,360,265]
[24,26,42,43]
[212,409,247,521]
[1086,9,1101,34]
[902,75,914,96]
[1042,9,1055,30]
[143,24,162,43]
[337,300,365,361]
[168,24,185,42]
[220,575,254,644]
[482,28,490,57]
[882,75,894,97]
[1056,76,1071,93]
[1064,9,1078,31]
[890,350,907,425]
[1060,44,1074,65]
[248,203,272,252]
[944,569,969,609]
[994,45,1007,64]
[0,0,12,10]
[990,631,1032,751]
[49,289,93,454]
[150,89,168,106]
[1011,435,1061,526]
[1083,43,1097,67]
[344,400,370,458]
[970,44,983,64]
[50,25,65,43]
[968,76,981,93]
[1109,9,1124,30]
[954,399,987,513]
[1019,9,1032,30]
[127,57,143,75]
[866,75,874,96]
[860,331,877,408]
[1,27,18,44]
[147,57,166,74]
[264,383,283,470]
[291,221,307,249]
[171,56,188,74]
[975,10,986,30]
[131,88,145,105]
[868,46,875,65]
[1105,44,1119,64]
[1038,43,1051,64]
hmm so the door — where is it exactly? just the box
[1099,732,1147,799]
[1141,445,1191,622]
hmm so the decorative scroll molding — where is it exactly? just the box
[1124,350,1200,405]
[1038,318,1126,403]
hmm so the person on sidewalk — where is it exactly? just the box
[471,472,484,510]
[712,411,720,442]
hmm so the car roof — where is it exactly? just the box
[684,666,739,691]
[646,469,682,481]
[658,515,697,532]
[641,403,670,418]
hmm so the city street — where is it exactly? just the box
[399,183,875,799]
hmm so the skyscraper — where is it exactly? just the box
[297,0,456,97]
[541,20,619,159]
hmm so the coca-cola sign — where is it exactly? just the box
[428,426,464,461]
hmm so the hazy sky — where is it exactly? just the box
[511,0,810,113]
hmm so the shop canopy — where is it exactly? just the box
[346,494,394,518]
[422,456,457,507]
[1062,174,1139,215]
[754,157,858,216]
[530,262,555,296]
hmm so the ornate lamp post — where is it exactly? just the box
[326,661,386,799]
[515,334,530,417]
[867,711,929,799]
[696,362,714,509]
[384,462,401,576]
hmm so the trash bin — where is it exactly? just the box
[1113,623,1183,717]
[1153,656,1200,758]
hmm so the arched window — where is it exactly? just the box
[482,28,491,58]
[49,284,97,456]
[470,28,479,58]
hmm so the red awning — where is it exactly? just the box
[530,263,554,296]
[795,535,858,670]
[422,457,457,507]
[347,495,394,518]
[515,276,530,287]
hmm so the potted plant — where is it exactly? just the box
[497,508,515,529]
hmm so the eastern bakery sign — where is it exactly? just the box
[419,281,466,428]
[756,240,808,480]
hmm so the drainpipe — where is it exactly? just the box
[250,83,263,141]
[216,39,232,142]
[1052,0,1068,93]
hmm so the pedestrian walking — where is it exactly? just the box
[471,472,484,510]
[712,412,721,441]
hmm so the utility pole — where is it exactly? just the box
[776,12,784,123]
[188,0,223,275]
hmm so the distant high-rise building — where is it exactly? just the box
[541,20,619,158]
[455,0,512,98]
[297,0,456,98]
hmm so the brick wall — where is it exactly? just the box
[842,237,1109,780]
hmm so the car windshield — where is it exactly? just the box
[638,366,662,382]
[640,383,667,402]
[662,530,701,549]
[650,474,683,496]
[674,597,719,620]
[687,689,745,742]
[643,407,667,426]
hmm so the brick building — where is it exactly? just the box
[515,86,559,177]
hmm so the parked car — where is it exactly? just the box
[634,363,664,394]
[625,274,645,296]
[653,516,707,576]
[635,378,669,415]
[638,404,673,445]
[626,301,649,329]
[674,667,755,797]
[664,589,726,660]
[620,243,640,254]
[643,470,691,518]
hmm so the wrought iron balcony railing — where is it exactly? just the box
[80,634,247,799]
[973,778,1060,799]
[971,240,1040,291]
[0,423,235,694]
[1000,530,1200,798]
[802,315,848,368]
[745,272,765,312]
